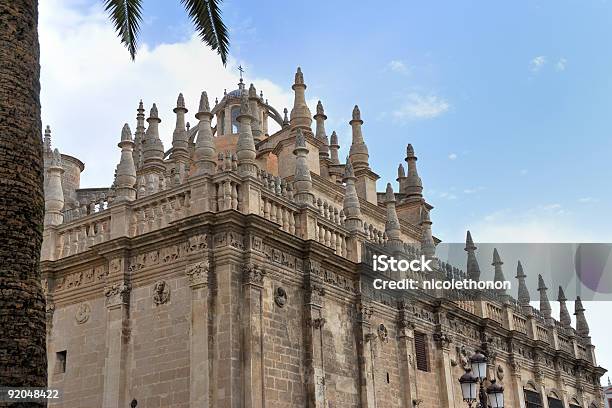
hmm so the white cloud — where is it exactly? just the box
[387,60,408,74]
[392,93,450,121]
[439,191,457,200]
[578,197,598,203]
[39,0,295,188]
[463,186,484,194]
[519,169,528,176]
[556,57,567,71]
[530,55,547,72]
[448,153,457,160]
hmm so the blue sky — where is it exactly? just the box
[130,0,612,242]
[39,0,612,382]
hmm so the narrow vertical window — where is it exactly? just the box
[56,350,67,373]
[414,332,429,372]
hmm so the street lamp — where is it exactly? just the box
[487,379,505,408]
[459,368,479,405]
[458,350,504,408]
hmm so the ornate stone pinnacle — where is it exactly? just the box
[176,93,185,109]
[121,123,132,142]
[249,83,257,98]
[343,157,354,179]
[51,148,62,167]
[516,260,526,278]
[138,99,144,110]
[385,183,395,202]
[492,248,502,265]
[407,143,416,157]
[352,105,362,122]
[282,108,289,127]
[295,67,304,85]
[465,230,476,251]
[558,286,567,301]
[240,94,250,116]
[316,100,325,116]
[537,274,547,291]
[149,103,159,120]
[198,91,210,113]
[295,129,306,148]
[330,131,338,145]
[398,163,406,178]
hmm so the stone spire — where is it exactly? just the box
[342,158,363,232]
[293,129,313,205]
[516,261,530,306]
[114,124,137,202]
[465,231,481,281]
[329,131,340,165]
[348,105,370,170]
[537,274,552,320]
[558,286,572,326]
[170,93,190,163]
[492,248,507,295]
[236,94,257,176]
[420,208,436,259]
[142,103,165,169]
[314,100,329,158]
[404,144,423,199]
[248,84,262,142]
[397,163,406,193]
[289,67,312,129]
[282,108,290,128]
[43,125,52,154]
[44,148,65,226]
[193,91,217,175]
[384,183,402,249]
[574,297,590,337]
[133,100,146,169]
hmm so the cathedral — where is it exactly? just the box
[40,67,606,407]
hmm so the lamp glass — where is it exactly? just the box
[488,390,504,408]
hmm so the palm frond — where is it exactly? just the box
[181,0,230,65]
[103,0,144,60]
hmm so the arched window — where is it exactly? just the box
[569,397,581,408]
[524,384,543,408]
[231,106,240,133]
[547,392,564,408]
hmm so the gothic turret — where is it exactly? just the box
[574,297,590,338]
[236,94,257,176]
[342,158,363,232]
[420,207,436,259]
[43,125,52,154]
[142,104,164,169]
[516,261,530,306]
[465,231,481,281]
[293,129,313,205]
[248,84,263,142]
[114,124,137,202]
[537,274,552,320]
[314,101,330,159]
[290,67,312,130]
[397,163,406,192]
[404,144,423,199]
[133,100,146,169]
[348,105,369,170]
[282,108,290,128]
[193,91,217,175]
[492,248,507,295]
[558,286,571,326]
[170,93,190,167]
[44,148,64,226]
[384,183,402,251]
[329,131,340,165]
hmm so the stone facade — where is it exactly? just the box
[41,68,606,408]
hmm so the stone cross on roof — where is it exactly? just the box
[238,65,245,79]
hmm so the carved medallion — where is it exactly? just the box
[153,280,170,305]
[274,287,287,307]
[75,302,91,324]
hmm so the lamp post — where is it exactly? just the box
[458,350,504,408]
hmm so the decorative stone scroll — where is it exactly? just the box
[185,260,209,287]
[75,302,91,324]
[243,263,266,285]
[104,282,130,307]
[153,280,171,305]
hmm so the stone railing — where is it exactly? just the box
[363,222,386,244]
[129,186,192,237]
[56,210,111,258]
[512,314,528,334]
[536,325,550,342]
[63,192,111,223]
[485,301,504,324]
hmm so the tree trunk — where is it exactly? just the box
[0,0,47,395]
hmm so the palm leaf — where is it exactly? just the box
[103,0,144,60]
[181,0,230,65]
